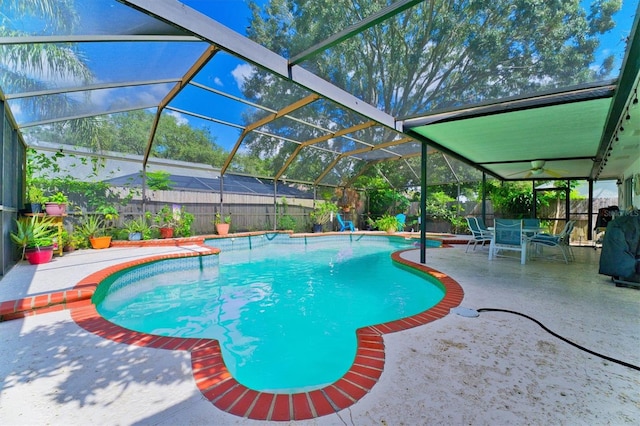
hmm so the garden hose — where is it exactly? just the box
[477,308,640,372]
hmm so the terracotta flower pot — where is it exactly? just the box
[215,223,230,236]
[25,246,54,265]
[159,227,174,239]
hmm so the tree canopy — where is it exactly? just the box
[241,0,621,185]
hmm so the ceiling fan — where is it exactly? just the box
[507,160,565,178]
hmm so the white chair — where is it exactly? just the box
[529,220,575,263]
[465,217,493,253]
[489,219,527,264]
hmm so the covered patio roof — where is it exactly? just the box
[1,0,639,186]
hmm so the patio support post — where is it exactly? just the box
[420,140,428,264]
[219,174,224,214]
[565,180,571,223]
[481,173,487,224]
[532,181,537,219]
[273,181,277,231]
[142,163,147,213]
[588,180,594,240]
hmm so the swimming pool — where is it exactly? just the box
[95,235,445,393]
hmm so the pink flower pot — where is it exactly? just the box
[44,202,66,216]
[25,246,54,265]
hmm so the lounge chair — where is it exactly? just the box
[336,213,355,232]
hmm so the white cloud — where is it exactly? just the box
[213,77,223,86]
[166,110,188,125]
[231,64,255,90]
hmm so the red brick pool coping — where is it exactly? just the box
[0,240,464,421]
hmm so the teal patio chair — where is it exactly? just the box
[523,218,541,238]
[465,217,493,253]
[475,216,491,232]
[529,220,575,263]
[336,213,355,232]
[489,218,527,264]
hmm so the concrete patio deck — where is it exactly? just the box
[0,238,638,425]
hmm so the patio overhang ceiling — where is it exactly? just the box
[403,82,620,181]
[1,0,638,186]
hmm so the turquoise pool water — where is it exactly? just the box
[96,235,444,393]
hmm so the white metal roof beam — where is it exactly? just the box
[289,0,424,65]
[5,79,181,100]
[119,0,397,130]
[0,35,200,44]
[18,105,155,129]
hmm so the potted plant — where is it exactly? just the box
[310,201,338,233]
[122,216,148,241]
[368,214,401,234]
[154,205,179,238]
[174,207,194,238]
[10,215,56,264]
[44,192,68,216]
[77,215,111,249]
[61,229,84,252]
[213,212,231,236]
[25,185,45,214]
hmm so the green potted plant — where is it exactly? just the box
[368,214,401,234]
[154,205,179,238]
[44,191,68,216]
[310,201,338,233]
[10,215,56,264]
[174,207,194,238]
[61,228,84,252]
[213,212,231,236]
[77,215,111,249]
[122,216,149,241]
[25,185,45,214]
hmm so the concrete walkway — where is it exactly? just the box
[0,241,638,425]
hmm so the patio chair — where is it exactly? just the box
[395,213,406,231]
[336,213,355,232]
[529,220,575,263]
[475,216,491,232]
[523,218,541,238]
[489,218,527,264]
[465,217,493,253]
